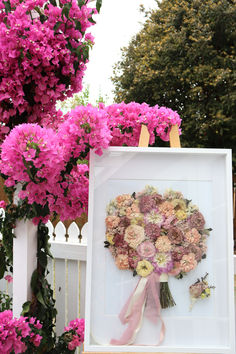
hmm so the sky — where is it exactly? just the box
[83,0,157,104]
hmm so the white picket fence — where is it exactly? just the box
[0,220,88,338]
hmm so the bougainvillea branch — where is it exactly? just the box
[0,0,100,141]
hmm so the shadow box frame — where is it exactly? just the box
[84,147,235,353]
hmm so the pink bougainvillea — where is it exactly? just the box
[102,101,181,146]
[0,0,97,140]
[0,310,42,354]
[0,104,112,221]
[64,318,84,351]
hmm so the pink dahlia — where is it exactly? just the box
[137,241,156,258]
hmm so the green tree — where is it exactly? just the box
[112,0,236,169]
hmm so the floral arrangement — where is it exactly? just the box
[0,0,100,141]
[102,101,181,146]
[105,186,211,345]
[189,273,215,310]
[0,310,42,353]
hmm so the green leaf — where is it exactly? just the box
[40,14,47,23]
[2,0,11,14]
[74,19,82,31]
[53,21,62,33]
[88,17,96,24]
[36,290,46,307]
[0,248,6,279]
[73,60,79,73]
[49,0,57,5]
[30,269,38,291]
[96,0,102,13]
[21,301,31,315]
[38,250,48,268]
[77,0,84,8]
[82,46,89,62]
[61,3,72,20]
[3,17,10,29]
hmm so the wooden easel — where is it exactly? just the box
[83,124,184,354]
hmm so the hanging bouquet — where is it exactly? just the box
[105,185,211,345]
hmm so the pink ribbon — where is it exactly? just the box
[110,272,165,345]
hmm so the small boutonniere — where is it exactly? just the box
[189,273,215,310]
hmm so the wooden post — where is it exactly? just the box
[169,124,181,148]
[13,219,37,317]
[83,124,181,354]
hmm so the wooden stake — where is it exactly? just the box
[138,124,150,147]
[169,124,181,148]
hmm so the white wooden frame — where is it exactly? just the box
[85,147,235,353]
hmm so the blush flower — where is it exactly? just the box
[137,241,156,258]
[124,224,145,248]
[105,216,120,230]
[155,236,172,253]
[184,228,201,244]
[128,249,141,269]
[159,201,174,217]
[139,195,155,213]
[144,223,161,241]
[171,246,185,261]
[180,253,197,273]
[115,254,129,270]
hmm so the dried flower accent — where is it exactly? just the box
[124,224,145,249]
[155,236,172,253]
[144,223,161,241]
[136,259,154,277]
[180,253,197,273]
[188,211,205,230]
[168,226,183,245]
[115,254,130,270]
[184,228,201,244]
[189,273,215,310]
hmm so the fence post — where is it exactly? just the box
[13,219,37,317]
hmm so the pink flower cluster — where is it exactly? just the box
[58,104,111,159]
[0,104,111,221]
[102,101,181,146]
[0,124,64,222]
[105,186,210,278]
[0,310,42,354]
[64,318,84,351]
[0,0,97,140]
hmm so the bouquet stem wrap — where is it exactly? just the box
[110,272,165,345]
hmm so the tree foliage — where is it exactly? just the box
[112,0,236,169]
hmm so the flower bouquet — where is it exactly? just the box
[105,185,211,345]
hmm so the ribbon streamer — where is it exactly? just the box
[110,272,165,345]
